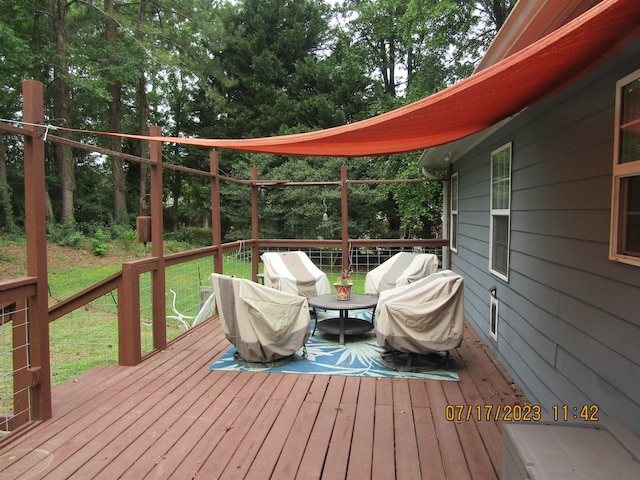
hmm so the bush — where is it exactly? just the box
[111,224,138,253]
[165,226,213,247]
[47,219,86,249]
[91,229,110,257]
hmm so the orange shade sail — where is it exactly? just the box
[73,0,640,157]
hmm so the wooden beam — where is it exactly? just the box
[210,151,223,273]
[149,126,166,352]
[251,166,260,282]
[22,79,52,421]
[341,164,349,271]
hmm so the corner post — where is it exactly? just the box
[149,126,166,351]
[118,262,142,365]
[22,79,52,420]
[210,150,223,273]
[251,167,260,282]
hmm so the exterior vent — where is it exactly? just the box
[489,287,498,341]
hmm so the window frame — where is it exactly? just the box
[610,68,640,267]
[450,172,459,253]
[489,142,512,281]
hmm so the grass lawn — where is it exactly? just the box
[1,240,368,419]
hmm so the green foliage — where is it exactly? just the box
[166,227,213,247]
[0,178,16,234]
[109,224,138,253]
[0,0,511,239]
[0,2,36,112]
[165,239,189,253]
[48,219,87,249]
[211,0,342,139]
[45,220,142,256]
[91,229,110,257]
[386,152,444,238]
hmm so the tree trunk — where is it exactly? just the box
[0,134,15,231]
[137,0,150,201]
[492,0,509,30]
[45,189,55,224]
[105,0,126,223]
[48,0,75,222]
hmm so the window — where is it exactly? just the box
[450,172,459,252]
[490,143,512,280]
[610,68,640,266]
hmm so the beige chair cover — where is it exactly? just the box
[375,270,464,354]
[210,273,310,363]
[364,252,439,295]
[261,251,330,298]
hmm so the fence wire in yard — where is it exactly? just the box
[165,257,216,332]
[49,291,120,386]
[259,245,445,293]
[0,302,30,433]
[223,245,254,280]
[161,248,251,331]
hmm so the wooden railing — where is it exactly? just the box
[0,79,449,440]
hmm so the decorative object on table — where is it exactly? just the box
[334,267,353,300]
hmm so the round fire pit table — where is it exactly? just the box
[308,293,378,345]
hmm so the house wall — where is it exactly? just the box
[452,35,640,435]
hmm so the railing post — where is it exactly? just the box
[149,126,166,351]
[341,164,349,270]
[251,166,260,282]
[118,263,141,365]
[22,80,52,421]
[210,151,223,273]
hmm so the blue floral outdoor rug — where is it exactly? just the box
[208,310,459,381]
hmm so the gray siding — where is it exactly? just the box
[452,36,640,435]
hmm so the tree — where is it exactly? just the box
[340,0,516,101]
[136,0,150,201]
[105,0,127,223]
[57,0,234,226]
[0,0,512,239]
[0,6,35,231]
[48,0,76,222]
[197,0,343,238]
[336,0,516,238]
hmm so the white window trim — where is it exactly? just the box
[450,172,459,253]
[489,142,512,282]
[609,67,640,267]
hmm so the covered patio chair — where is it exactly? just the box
[210,273,310,364]
[261,251,330,298]
[364,251,439,295]
[375,270,464,371]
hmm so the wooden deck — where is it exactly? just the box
[0,318,526,479]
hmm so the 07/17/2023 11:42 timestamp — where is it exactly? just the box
[553,404,599,421]
[444,404,599,422]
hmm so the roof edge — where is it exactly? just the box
[420,0,602,171]
[477,0,599,72]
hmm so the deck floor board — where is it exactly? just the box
[0,318,527,479]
